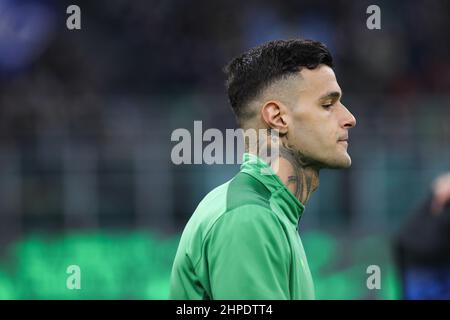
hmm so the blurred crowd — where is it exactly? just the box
[0,0,449,246]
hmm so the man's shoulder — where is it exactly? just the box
[225,171,272,211]
[186,171,273,237]
[178,173,285,271]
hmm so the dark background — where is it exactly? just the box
[0,0,449,299]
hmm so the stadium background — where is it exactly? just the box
[0,0,449,299]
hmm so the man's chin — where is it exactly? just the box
[324,154,352,169]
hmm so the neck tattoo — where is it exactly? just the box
[279,145,319,204]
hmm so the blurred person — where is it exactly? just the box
[430,172,450,216]
[396,172,450,299]
[170,39,356,299]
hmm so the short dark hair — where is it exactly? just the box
[224,39,333,125]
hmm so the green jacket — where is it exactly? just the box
[170,153,315,299]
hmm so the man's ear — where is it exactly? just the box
[261,101,289,135]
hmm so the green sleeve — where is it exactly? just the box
[204,205,291,299]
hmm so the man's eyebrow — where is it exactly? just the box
[318,91,342,101]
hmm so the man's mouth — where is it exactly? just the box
[337,137,349,146]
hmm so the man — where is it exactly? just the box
[396,172,450,299]
[170,39,356,299]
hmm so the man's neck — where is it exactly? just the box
[245,130,320,205]
[267,145,320,205]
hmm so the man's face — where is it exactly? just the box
[286,65,356,169]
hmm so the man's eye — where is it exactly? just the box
[322,103,333,109]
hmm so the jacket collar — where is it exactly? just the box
[240,153,305,225]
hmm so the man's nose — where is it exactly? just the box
[342,105,356,128]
